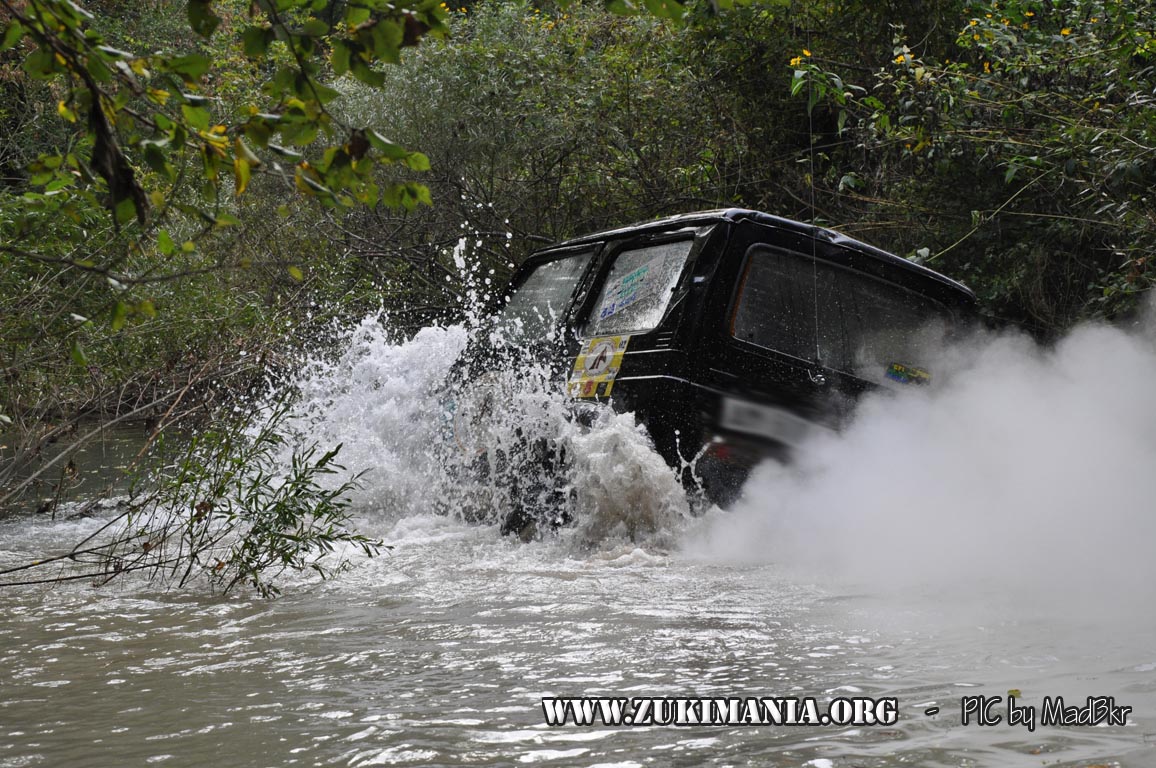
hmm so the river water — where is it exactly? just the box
[2,319,1155,768]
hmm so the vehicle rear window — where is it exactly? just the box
[584,240,692,337]
[732,246,949,384]
[500,249,593,338]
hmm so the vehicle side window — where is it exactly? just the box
[584,240,692,337]
[732,245,949,384]
[732,247,818,362]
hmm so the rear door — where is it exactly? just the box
[694,225,843,443]
[697,224,956,446]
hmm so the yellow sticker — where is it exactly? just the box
[568,335,630,398]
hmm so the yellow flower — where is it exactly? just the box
[1091,17,1099,22]
[1060,27,1071,35]
[983,61,991,73]
[969,19,978,25]
[973,33,980,41]
[1022,21,1029,29]
[803,49,812,57]
[790,56,802,66]
[1025,10,1034,16]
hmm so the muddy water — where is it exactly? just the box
[0,421,152,517]
[2,512,1154,768]
[1,319,1155,767]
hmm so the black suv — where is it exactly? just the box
[475,208,975,514]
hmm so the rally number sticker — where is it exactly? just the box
[568,335,630,399]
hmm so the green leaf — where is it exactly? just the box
[181,104,212,131]
[302,18,329,37]
[114,198,138,226]
[367,130,410,160]
[157,229,176,255]
[605,0,638,15]
[405,152,431,172]
[287,265,304,281]
[61,1,95,23]
[641,0,686,20]
[137,299,157,319]
[368,19,404,64]
[345,5,371,25]
[350,59,384,88]
[311,80,341,105]
[331,40,353,76]
[86,55,112,83]
[69,339,88,367]
[142,141,173,179]
[188,0,222,38]
[243,117,275,149]
[24,48,58,79]
[383,181,432,210]
[111,300,129,332]
[1,21,24,51]
[790,71,807,97]
[241,26,273,58]
[280,119,319,147]
[168,54,210,83]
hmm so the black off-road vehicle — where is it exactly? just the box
[462,208,975,524]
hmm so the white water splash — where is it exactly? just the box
[687,321,1156,622]
[284,317,469,516]
[281,311,690,547]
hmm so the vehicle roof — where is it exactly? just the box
[539,208,976,303]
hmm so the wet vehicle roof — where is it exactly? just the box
[538,208,976,304]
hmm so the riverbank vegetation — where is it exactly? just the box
[1,0,1152,590]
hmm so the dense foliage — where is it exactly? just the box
[327,0,1155,332]
[793,0,1155,329]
